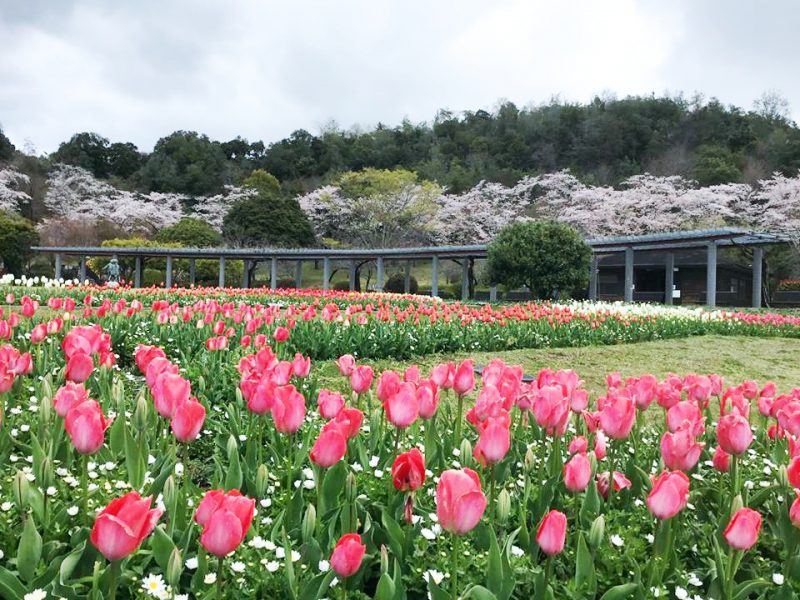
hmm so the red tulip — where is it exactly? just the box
[337,354,356,376]
[660,424,704,472]
[271,384,306,434]
[64,399,112,455]
[392,448,426,492]
[646,470,690,520]
[317,389,345,420]
[331,407,363,439]
[712,446,730,472]
[152,372,191,419]
[384,382,419,429]
[453,359,475,396]
[134,344,167,375]
[599,391,636,439]
[195,489,255,557]
[473,416,511,465]
[53,382,90,417]
[310,426,347,468]
[416,380,440,419]
[171,397,206,443]
[788,455,800,488]
[330,533,366,578]
[536,510,567,556]
[65,352,94,383]
[716,413,753,455]
[563,452,592,492]
[350,365,374,394]
[91,492,162,560]
[436,468,487,535]
[596,471,631,500]
[723,508,761,551]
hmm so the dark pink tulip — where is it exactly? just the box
[152,372,191,419]
[416,379,440,419]
[436,468,486,535]
[330,533,366,578]
[473,416,511,466]
[596,470,631,500]
[563,452,591,492]
[317,389,345,420]
[331,407,363,439]
[717,413,753,455]
[134,344,167,375]
[247,379,276,415]
[392,448,426,492]
[91,492,162,560]
[598,391,636,439]
[430,362,454,389]
[724,508,761,551]
[65,399,112,455]
[712,446,730,472]
[647,470,690,520]
[271,384,306,434]
[171,397,206,443]
[350,365,374,394]
[65,352,94,383]
[453,359,475,397]
[53,382,90,417]
[291,353,311,378]
[536,510,567,556]
[660,424,704,472]
[788,456,800,488]
[384,382,419,429]
[790,492,800,528]
[273,326,289,342]
[195,489,255,557]
[310,426,347,468]
[376,370,402,403]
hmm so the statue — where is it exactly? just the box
[103,258,121,284]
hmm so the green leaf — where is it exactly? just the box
[150,525,176,572]
[125,426,145,490]
[463,585,499,600]
[299,570,336,600]
[322,461,347,510]
[17,514,43,582]
[599,583,640,600]
[225,442,243,491]
[374,572,396,600]
[427,576,450,600]
[487,527,504,598]
[58,541,86,584]
[380,509,405,560]
[733,580,769,600]
[575,533,595,591]
[0,566,25,600]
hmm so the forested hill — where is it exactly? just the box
[3,94,800,199]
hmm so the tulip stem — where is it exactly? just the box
[726,548,743,600]
[81,454,89,521]
[489,465,496,529]
[108,560,120,600]
[216,555,224,599]
[454,393,464,449]
[286,434,294,502]
[543,555,553,594]
[730,454,740,502]
[451,534,460,600]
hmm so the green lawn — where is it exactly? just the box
[315,334,800,396]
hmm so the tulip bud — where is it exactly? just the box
[588,452,598,475]
[234,387,242,405]
[112,379,125,405]
[730,494,744,514]
[778,465,790,490]
[226,435,238,458]
[459,438,473,466]
[40,376,53,403]
[39,394,53,425]
[346,472,357,504]
[302,504,317,542]
[163,476,177,509]
[380,544,389,574]
[134,394,149,431]
[588,515,605,548]
[38,456,54,490]
[524,447,536,472]
[256,464,269,498]
[166,547,183,587]
[496,489,511,524]
[369,408,382,436]
[13,470,29,509]
[197,375,206,394]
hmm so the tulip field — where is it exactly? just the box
[1,282,800,599]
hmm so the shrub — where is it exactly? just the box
[333,280,351,291]
[385,272,418,294]
[155,218,222,248]
[487,220,591,299]
[0,211,38,275]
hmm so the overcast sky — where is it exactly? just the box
[1,0,798,154]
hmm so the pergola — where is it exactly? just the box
[31,227,790,307]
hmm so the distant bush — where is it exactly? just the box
[385,272,418,294]
[333,281,351,291]
[0,211,38,275]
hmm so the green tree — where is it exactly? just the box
[0,211,38,275]
[0,126,14,161]
[107,142,144,179]
[487,220,591,299]
[51,132,111,178]
[155,217,222,247]
[222,170,314,247]
[691,144,743,185]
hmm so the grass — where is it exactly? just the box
[314,335,800,396]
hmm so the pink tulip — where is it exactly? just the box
[532,385,570,435]
[91,492,162,560]
[291,353,311,377]
[436,468,487,535]
[660,424,704,472]
[337,354,356,376]
[392,448,426,492]
[65,352,94,383]
[376,370,402,403]
[790,492,800,528]
[598,391,636,439]
[536,510,567,556]
[272,361,293,386]
[430,362,454,389]
[416,380,440,419]
[53,382,90,417]
[712,446,730,472]
[195,489,255,557]
[666,401,703,435]
[473,416,511,466]
[384,382,419,429]
[134,345,167,375]
[593,430,607,461]
[248,379,276,415]
[331,407,363,439]
[596,470,631,500]
[317,389,345,420]
[273,326,289,342]
[568,436,588,455]
[64,399,112,455]
[627,374,658,410]
[724,508,761,551]
[145,357,179,388]
[717,413,753,455]
[271,385,306,434]
[152,372,191,419]
[453,359,475,396]
[563,452,592,492]
[310,426,347,468]
[171,397,206,443]
[403,365,420,384]
[330,533,366,578]
[646,470,690,520]
[350,365,374,394]
[788,456,800,488]
[30,323,47,344]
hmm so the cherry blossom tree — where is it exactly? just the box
[189,185,255,231]
[0,167,31,214]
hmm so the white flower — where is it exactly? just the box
[175,596,188,600]
[675,586,688,599]
[319,560,330,572]
[291,550,301,562]
[773,573,785,585]
[185,557,198,570]
[231,561,246,573]
[610,534,624,547]
[266,561,280,572]
[423,570,445,585]
[374,469,384,478]
[204,573,217,584]
[275,547,286,559]
[2,501,14,511]
[369,456,379,468]
[141,573,167,597]
[24,590,47,600]
[687,573,702,587]
[510,545,524,557]
[67,506,79,516]
[421,528,436,540]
